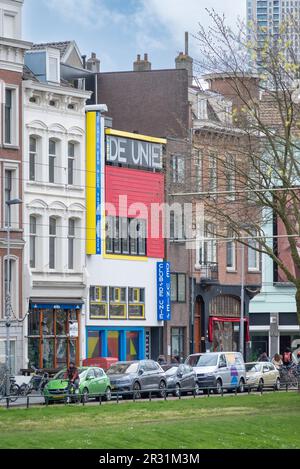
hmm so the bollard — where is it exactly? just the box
[26,396,30,409]
[286,383,288,392]
[149,391,152,402]
[248,386,251,395]
[221,387,224,397]
[99,395,102,406]
[6,397,10,409]
[164,390,167,401]
[207,388,210,397]
[117,392,119,404]
[261,385,263,396]
[235,387,238,396]
[178,389,181,400]
[193,389,196,399]
[133,391,136,402]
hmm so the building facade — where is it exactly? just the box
[0,0,31,374]
[85,113,167,362]
[22,41,91,370]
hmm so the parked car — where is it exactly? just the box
[43,366,111,403]
[106,360,167,399]
[165,364,199,397]
[245,362,280,391]
[185,352,246,394]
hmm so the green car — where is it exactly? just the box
[43,366,112,403]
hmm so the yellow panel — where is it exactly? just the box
[105,128,166,145]
[86,112,96,254]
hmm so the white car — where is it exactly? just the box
[245,362,280,391]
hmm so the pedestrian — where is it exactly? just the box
[258,352,269,362]
[272,353,283,370]
[157,355,167,365]
[282,347,293,368]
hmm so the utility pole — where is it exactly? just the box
[5,198,22,396]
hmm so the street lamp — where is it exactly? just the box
[5,198,22,397]
[240,242,245,358]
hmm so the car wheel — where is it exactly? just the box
[81,387,89,403]
[213,379,222,395]
[104,386,112,401]
[158,380,167,398]
[257,379,264,392]
[173,383,181,397]
[274,378,280,391]
[238,379,245,393]
[133,382,141,400]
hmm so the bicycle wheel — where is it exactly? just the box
[10,384,20,402]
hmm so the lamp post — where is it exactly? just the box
[5,198,22,397]
[240,242,245,358]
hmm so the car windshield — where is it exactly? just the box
[187,354,218,367]
[246,364,261,373]
[107,363,139,375]
[53,368,86,379]
[165,367,178,376]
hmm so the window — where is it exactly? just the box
[106,217,147,256]
[226,229,236,271]
[171,328,185,358]
[170,211,185,241]
[3,258,16,318]
[4,169,12,226]
[49,217,56,269]
[171,155,185,183]
[29,136,37,181]
[30,216,37,268]
[5,89,12,144]
[208,153,217,195]
[200,222,217,265]
[109,287,127,319]
[90,286,108,319]
[68,142,75,185]
[194,149,203,191]
[68,219,75,270]
[248,237,260,271]
[225,154,235,200]
[49,57,59,82]
[49,140,56,183]
[171,273,186,303]
[128,288,145,319]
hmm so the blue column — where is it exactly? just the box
[120,330,127,361]
[102,330,108,357]
[139,329,145,360]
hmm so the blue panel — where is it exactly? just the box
[30,303,81,310]
[157,261,171,321]
[96,112,101,255]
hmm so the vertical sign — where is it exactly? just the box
[157,261,171,321]
[145,330,151,359]
[96,112,101,254]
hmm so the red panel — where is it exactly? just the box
[105,166,165,258]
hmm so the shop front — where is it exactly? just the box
[27,301,82,369]
[86,327,145,361]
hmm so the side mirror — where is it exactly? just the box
[177,372,183,378]
[138,369,144,375]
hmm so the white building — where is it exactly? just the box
[22,41,92,370]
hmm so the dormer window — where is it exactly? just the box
[3,13,16,39]
[47,49,60,84]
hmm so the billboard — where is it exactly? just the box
[157,261,171,321]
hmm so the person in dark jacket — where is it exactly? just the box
[64,362,80,390]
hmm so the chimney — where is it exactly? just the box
[175,32,193,86]
[82,55,87,69]
[133,53,152,72]
[87,52,100,73]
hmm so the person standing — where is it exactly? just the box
[272,353,283,370]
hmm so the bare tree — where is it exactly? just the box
[177,10,300,324]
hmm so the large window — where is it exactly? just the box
[226,229,236,271]
[3,258,17,318]
[5,89,12,144]
[128,288,145,319]
[90,286,108,319]
[4,169,12,226]
[171,154,185,183]
[68,218,75,270]
[49,217,56,269]
[106,217,147,256]
[29,136,37,181]
[248,237,260,271]
[109,287,127,319]
[171,273,186,303]
[49,139,56,183]
[68,142,75,185]
[200,222,217,265]
[30,216,37,268]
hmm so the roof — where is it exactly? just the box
[31,41,72,58]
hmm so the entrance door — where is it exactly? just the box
[194,298,203,353]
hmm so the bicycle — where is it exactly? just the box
[19,366,49,396]
[0,373,21,402]
[66,379,80,404]
[279,364,299,388]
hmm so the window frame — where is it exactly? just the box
[48,139,57,184]
[226,229,236,272]
[171,154,185,184]
[89,286,108,319]
[3,85,19,147]
[49,216,57,270]
[106,216,147,257]
[128,287,145,320]
[171,273,186,303]
[29,215,37,269]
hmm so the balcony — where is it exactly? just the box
[195,262,219,285]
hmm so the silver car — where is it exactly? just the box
[245,362,280,391]
[106,360,167,399]
[164,364,199,397]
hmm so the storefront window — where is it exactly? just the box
[28,337,40,368]
[88,331,102,358]
[56,338,67,368]
[28,311,40,336]
[126,331,139,361]
[250,334,269,361]
[107,331,120,358]
[56,310,67,335]
[43,339,55,368]
[42,309,54,335]
[69,339,77,364]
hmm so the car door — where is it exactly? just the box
[268,363,278,386]
[186,365,196,389]
[147,361,159,390]
[262,363,271,386]
[218,354,229,387]
[85,369,96,394]
[93,368,106,394]
[138,362,150,390]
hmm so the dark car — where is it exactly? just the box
[106,360,167,399]
[165,364,199,397]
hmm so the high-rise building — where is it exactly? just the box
[247,0,300,68]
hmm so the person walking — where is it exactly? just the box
[272,353,283,370]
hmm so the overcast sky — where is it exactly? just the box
[23,0,245,72]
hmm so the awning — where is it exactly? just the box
[208,316,250,343]
[29,300,83,310]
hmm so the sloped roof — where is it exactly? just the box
[31,41,72,58]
